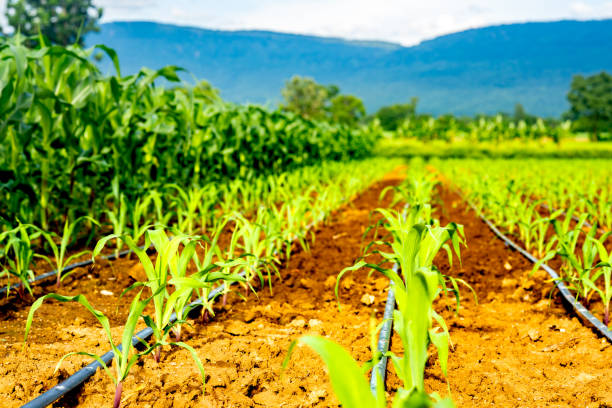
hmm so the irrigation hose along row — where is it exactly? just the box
[370,205,408,395]
[464,197,612,343]
[0,246,149,296]
[369,274,396,395]
[20,217,326,408]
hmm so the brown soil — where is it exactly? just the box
[1,171,611,408]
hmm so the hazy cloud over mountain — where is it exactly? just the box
[90,0,612,45]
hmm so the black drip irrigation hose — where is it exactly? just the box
[0,246,150,296]
[369,270,397,395]
[463,196,612,343]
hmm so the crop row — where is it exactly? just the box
[287,160,470,407]
[0,159,396,299]
[435,159,612,326]
[0,36,380,231]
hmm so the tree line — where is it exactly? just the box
[3,0,612,141]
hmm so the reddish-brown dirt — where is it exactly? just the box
[1,170,611,408]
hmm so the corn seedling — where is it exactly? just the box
[36,216,99,287]
[0,223,40,299]
[105,194,128,257]
[93,229,207,367]
[283,317,454,407]
[589,232,612,325]
[24,291,158,408]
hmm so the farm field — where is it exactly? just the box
[2,161,611,407]
[1,35,612,408]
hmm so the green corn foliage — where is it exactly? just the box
[589,232,612,326]
[0,35,379,233]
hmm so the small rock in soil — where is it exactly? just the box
[100,289,114,296]
[360,294,375,305]
[308,319,323,328]
[342,277,354,290]
[324,275,336,288]
[534,299,550,311]
[253,390,278,406]
[289,318,306,328]
[225,320,250,336]
[504,261,512,271]
[502,278,518,288]
[510,287,525,300]
[527,329,541,342]
[521,279,535,290]
[375,278,388,291]
[242,309,257,323]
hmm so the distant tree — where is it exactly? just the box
[328,94,366,125]
[281,76,329,120]
[513,103,536,124]
[374,98,418,130]
[4,0,103,46]
[565,71,612,141]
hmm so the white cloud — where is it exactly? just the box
[1,0,612,44]
[570,1,594,15]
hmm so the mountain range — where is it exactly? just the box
[87,19,612,117]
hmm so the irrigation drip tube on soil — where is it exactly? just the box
[463,196,612,343]
[0,246,151,296]
[369,274,396,395]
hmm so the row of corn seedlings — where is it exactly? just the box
[286,160,471,407]
[0,158,398,299]
[20,158,397,408]
[435,159,612,326]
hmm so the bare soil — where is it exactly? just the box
[0,170,610,408]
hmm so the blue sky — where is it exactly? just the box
[2,0,612,45]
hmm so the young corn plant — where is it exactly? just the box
[93,229,208,368]
[283,318,453,407]
[232,211,280,292]
[167,184,206,234]
[337,206,465,398]
[24,291,158,408]
[589,232,612,326]
[36,216,99,287]
[534,217,599,303]
[0,223,39,299]
[105,194,128,257]
[181,221,248,325]
[129,195,156,247]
